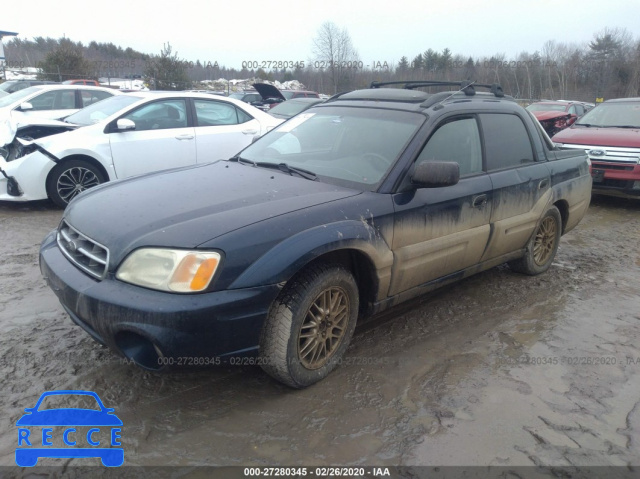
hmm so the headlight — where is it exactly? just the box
[116,248,221,293]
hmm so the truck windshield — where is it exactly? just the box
[240,106,424,191]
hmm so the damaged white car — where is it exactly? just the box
[0,92,282,207]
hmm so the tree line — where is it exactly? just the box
[3,25,639,101]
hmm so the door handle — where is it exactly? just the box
[175,134,194,140]
[472,194,487,208]
[538,179,549,190]
[242,129,258,135]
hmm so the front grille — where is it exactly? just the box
[561,144,640,164]
[57,220,109,279]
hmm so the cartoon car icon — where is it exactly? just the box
[16,390,123,467]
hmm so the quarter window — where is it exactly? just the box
[416,117,482,176]
[480,114,534,170]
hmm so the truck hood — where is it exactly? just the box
[552,125,640,147]
[64,161,361,266]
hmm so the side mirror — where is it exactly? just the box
[411,161,460,188]
[116,118,136,131]
[19,102,33,111]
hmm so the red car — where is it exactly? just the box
[526,101,590,136]
[62,79,101,86]
[552,97,640,199]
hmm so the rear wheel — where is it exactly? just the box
[260,263,359,388]
[47,159,105,208]
[509,206,562,275]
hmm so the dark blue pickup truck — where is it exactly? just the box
[40,81,592,388]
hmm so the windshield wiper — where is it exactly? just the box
[575,123,599,127]
[256,162,318,181]
[605,125,640,129]
[229,156,256,166]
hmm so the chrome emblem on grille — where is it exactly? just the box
[589,149,606,157]
[67,240,78,253]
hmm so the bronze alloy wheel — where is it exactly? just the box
[297,286,350,369]
[533,216,558,266]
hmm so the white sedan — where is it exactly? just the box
[0,92,282,206]
[0,84,118,123]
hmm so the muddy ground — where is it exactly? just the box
[0,195,638,475]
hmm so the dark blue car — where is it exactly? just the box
[39,81,592,388]
[16,390,123,467]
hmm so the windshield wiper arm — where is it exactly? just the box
[255,162,317,180]
[229,156,256,166]
[606,125,640,129]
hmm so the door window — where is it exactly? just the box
[28,90,76,111]
[416,117,482,176]
[122,99,188,131]
[80,90,112,107]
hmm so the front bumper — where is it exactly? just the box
[39,231,282,369]
[0,151,54,202]
[591,161,640,198]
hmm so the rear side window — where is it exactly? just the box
[194,99,251,126]
[480,114,534,170]
[416,117,482,176]
[80,90,111,107]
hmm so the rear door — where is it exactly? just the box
[389,115,492,296]
[109,98,196,178]
[192,98,260,162]
[479,113,552,261]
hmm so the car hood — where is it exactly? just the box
[532,111,571,121]
[552,125,640,147]
[0,111,75,146]
[252,83,286,101]
[64,161,362,267]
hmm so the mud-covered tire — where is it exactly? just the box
[259,263,359,388]
[509,206,562,275]
[47,159,106,208]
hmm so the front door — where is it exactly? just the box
[109,99,196,179]
[390,116,492,296]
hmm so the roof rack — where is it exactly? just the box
[369,80,504,98]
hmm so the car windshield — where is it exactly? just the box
[65,94,143,125]
[576,102,640,128]
[281,91,296,100]
[229,93,245,100]
[526,103,567,112]
[0,86,41,108]
[240,106,424,191]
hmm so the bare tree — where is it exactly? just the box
[312,21,360,94]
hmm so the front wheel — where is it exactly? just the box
[259,263,359,388]
[509,206,562,275]
[47,159,106,208]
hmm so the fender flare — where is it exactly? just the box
[229,220,394,291]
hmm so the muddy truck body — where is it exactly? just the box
[40,81,592,387]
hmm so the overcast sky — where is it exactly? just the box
[3,0,640,69]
